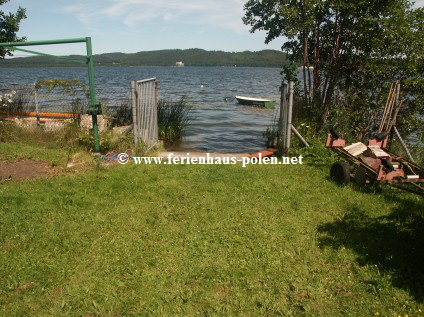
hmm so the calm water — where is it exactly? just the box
[0,66,282,152]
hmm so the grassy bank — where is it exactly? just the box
[0,151,423,316]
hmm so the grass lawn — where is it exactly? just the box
[0,148,423,316]
[0,142,70,165]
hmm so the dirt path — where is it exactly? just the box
[0,160,55,181]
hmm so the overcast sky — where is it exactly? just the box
[2,0,423,57]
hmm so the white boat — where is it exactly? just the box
[235,95,275,107]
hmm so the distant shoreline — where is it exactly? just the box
[0,48,289,68]
[0,64,283,69]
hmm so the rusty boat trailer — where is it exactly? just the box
[326,130,424,195]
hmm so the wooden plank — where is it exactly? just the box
[368,146,390,158]
[343,142,367,157]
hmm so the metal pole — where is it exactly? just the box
[393,126,415,162]
[395,81,400,108]
[131,81,138,145]
[0,38,87,47]
[34,83,40,127]
[85,37,100,152]
[291,125,310,147]
[11,47,86,64]
[279,81,287,152]
[154,80,158,145]
[286,81,294,152]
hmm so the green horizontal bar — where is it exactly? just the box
[11,47,86,65]
[0,38,87,47]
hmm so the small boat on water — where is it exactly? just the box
[235,95,275,107]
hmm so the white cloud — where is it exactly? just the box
[63,0,250,33]
[64,0,424,37]
[62,3,100,25]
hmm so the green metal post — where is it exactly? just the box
[11,47,86,64]
[85,37,100,152]
[0,38,87,47]
[0,37,101,152]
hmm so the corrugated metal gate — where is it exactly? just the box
[131,78,158,149]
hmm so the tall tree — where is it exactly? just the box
[0,0,26,58]
[243,0,423,138]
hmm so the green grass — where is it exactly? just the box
[0,158,423,316]
[0,142,69,165]
[0,123,82,166]
[0,123,129,166]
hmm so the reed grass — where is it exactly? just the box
[2,86,35,113]
[158,96,191,146]
[110,101,133,127]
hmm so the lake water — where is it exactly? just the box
[0,66,283,152]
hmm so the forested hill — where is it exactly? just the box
[0,49,288,68]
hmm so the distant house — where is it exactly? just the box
[175,61,184,67]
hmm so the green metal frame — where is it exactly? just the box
[0,37,101,151]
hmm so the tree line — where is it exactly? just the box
[0,49,289,68]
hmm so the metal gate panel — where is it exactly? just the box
[131,78,158,149]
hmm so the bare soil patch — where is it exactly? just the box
[0,159,56,181]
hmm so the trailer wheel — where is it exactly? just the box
[354,165,368,187]
[330,161,350,186]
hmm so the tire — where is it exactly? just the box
[354,165,368,187]
[330,161,351,186]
